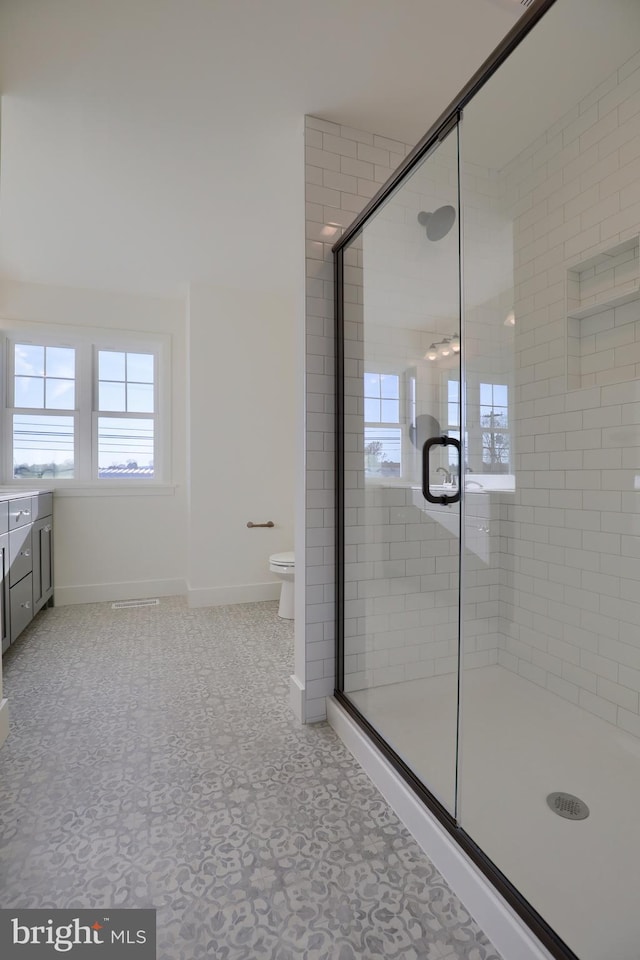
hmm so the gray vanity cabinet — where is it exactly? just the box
[10,574,33,642]
[9,525,32,586]
[33,515,54,613]
[9,518,33,643]
[0,534,9,655]
[0,491,54,651]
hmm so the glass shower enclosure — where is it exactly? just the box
[334,2,640,958]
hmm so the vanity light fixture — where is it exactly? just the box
[424,334,460,362]
[504,310,516,326]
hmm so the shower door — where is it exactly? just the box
[455,3,640,959]
[336,2,640,958]
[338,123,462,815]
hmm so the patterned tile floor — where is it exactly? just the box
[0,598,501,960]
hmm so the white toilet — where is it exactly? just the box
[269,551,295,619]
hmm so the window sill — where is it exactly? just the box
[364,477,418,487]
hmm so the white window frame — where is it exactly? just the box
[479,381,510,475]
[8,337,79,482]
[363,368,406,482]
[1,325,171,492]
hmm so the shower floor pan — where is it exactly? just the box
[350,664,640,960]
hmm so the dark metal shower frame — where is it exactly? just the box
[332,2,582,959]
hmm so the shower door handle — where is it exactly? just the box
[422,436,461,505]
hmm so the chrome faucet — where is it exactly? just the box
[436,466,452,484]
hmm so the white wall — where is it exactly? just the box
[187,283,296,606]
[0,277,298,608]
[0,279,188,603]
[0,100,300,611]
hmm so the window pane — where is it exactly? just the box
[364,398,380,422]
[447,430,460,467]
[448,401,460,428]
[364,373,380,397]
[126,382,154,413]
[126,352,154,384]
[364,427,401,478]
[448,380,459,402]
[99,351,126,381]
[45,379,75,410]
[492,406,508,427]
[380,399,399,422]
[99,381,126,411]
[98,417,154,478]
[46,347,75,378]
[482,431,510,466]
[15,376,44,408]
[493,384,508,407]
[15,344,44,377]
[481,408,508,429]
[13,414,74,479]
[380,374,399,399]
[480,383,493,406]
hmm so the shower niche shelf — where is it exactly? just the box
[566,235,640,390]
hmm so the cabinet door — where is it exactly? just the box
[8,498,33,529]
[10,573,33,641]
[9,525,32,587]
[33,516,53,613]
[0,533,8,654]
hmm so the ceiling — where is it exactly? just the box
[0,0,521,144]
[0,0,523,297]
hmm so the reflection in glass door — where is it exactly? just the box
[339,124,462,814]
[456,3,640,959]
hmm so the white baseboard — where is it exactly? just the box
[0,698,9,748]
[327,697,555,960]
[54,579,280,609]
[289,674,305,721]
[55,579,187,606]
[188,581,280,608]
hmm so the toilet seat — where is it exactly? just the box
[269,552,295,568]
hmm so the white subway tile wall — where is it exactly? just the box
[304,116,413,722]
[494,48,640,732]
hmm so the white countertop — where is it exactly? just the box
[0,489,53,499]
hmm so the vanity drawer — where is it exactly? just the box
[8,498,33,529]
[9,526,33,586]
[32,493,53,520]
[10,573,33,639]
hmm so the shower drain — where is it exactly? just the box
[546,792,589,820]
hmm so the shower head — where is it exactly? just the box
[417,205,456,241]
